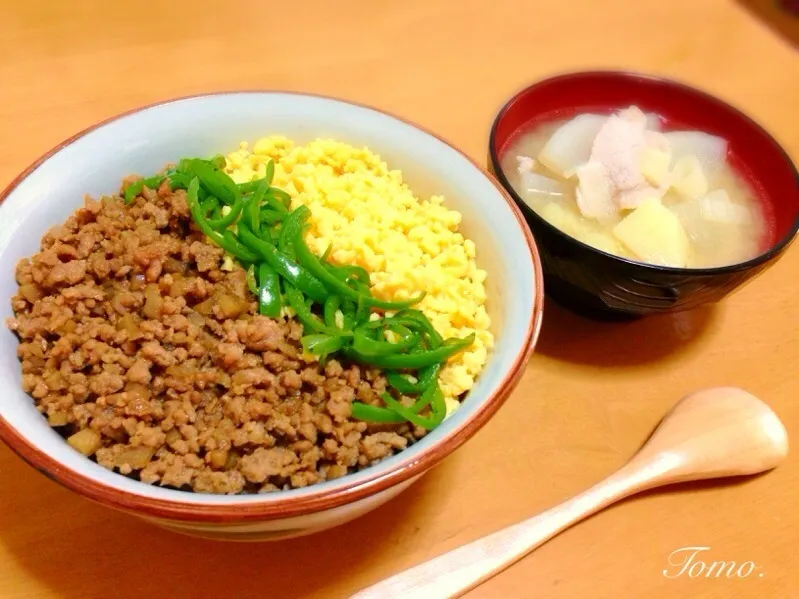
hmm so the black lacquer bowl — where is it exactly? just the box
[488,71,799,320]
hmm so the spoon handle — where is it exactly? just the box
[350,465,654,599]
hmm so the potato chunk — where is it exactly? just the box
[577,231,625,255]
[114,446,155,470]
[612,198,690,267]
[67,428,102,456]
[48,412,69,427]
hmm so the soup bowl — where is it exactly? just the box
[488,71,799,320]
[0,92,543,541]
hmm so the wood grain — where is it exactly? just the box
[0,1,798,598]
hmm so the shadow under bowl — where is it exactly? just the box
[488,70,799,320]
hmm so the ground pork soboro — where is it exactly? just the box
[7,180,425,494]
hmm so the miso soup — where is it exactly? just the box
[501,106,768,268]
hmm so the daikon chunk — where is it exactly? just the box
[538,114,607,178]
[671,155,709,200]
[668,198,703,242]
[699,189,752,225]
[664,131,728,173]
[519,170,564,198]
[538,202,589,238]
[613,198,690,267]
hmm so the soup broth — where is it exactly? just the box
[501,108,768,269]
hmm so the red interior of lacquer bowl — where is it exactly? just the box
[492,71,799,251]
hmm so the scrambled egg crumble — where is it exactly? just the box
[224,137,493,403]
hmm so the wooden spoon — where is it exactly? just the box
[350,386,788,599]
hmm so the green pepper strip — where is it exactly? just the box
[264,192,289,214]
[352,324,418,356]
[391,310,443,346]
[124,174,164,204]
[256,164,286,214]
[278,206,307,256]
[292,217,425,309]
[323,296,341,329]
[340,299,357,330]
[237,159,278,192]
[325,263,371,289]
[263,160,275,186]
[188,179,258,261]
[387,318,443,352]
[269,187,292,208]
[237,223,329,304]
[221,230,258,261]
[246,179,270,235]
[269,223,282,245]
[237,181,259,194]
[284,283,353,337]
[187,159,240,206]
[187,178,223,243]
[246,265,258,295]
[386,361,441,395]
[260,210,285,225]
[176,159,192,174]
[384,316,444,393]
[350,381,439,425]
[429,384,447,420]
[168,172,192,190]
[301,333,343,356]
[243,198,259,236]
[205,195,242,229]
[342,333,475,369]
[258,263,282,318]
[380,387,445,430]
[209,154,226,169]
[350,402,406,423]
[387,371,423,395]
[354,296,371,326]
[389,319,443,389]
[200,195,219,211]
[341,265,371,286]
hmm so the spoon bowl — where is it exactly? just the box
[632,386,789,485]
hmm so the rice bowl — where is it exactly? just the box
[0,91,542,540]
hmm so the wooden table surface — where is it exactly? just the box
[1,1,797,597]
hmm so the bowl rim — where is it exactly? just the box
[0,90,545,522]
[488,69,799,274]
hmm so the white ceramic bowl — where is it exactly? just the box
[0,92,543,541]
